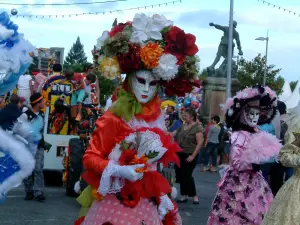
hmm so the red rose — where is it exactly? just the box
[109,22,132,37]
[117,44,142,73]
[119,149,138,166]
[163,77,198,97]
[164,26,199,64]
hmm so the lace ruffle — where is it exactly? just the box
[158,195,174,220]
[125,111,166,131]
[98,160,124,195]
[109,130,167,164]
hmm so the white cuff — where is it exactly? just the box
[98,160,124,196]
[158,195,174,220]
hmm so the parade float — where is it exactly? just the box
[40,70,100,176]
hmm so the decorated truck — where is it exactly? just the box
[40,73,100,174]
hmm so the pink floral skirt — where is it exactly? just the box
[207,168,274,225]
[82,194,162,225]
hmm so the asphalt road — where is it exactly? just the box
[0,167,219,225]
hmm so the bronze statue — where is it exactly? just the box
[208,21,243,70]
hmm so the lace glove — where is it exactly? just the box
[113,164,144,182]
[99,161,145,195]
[158,195,174,221]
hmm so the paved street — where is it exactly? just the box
[0,168,219,225]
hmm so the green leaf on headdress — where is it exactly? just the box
[102,32,130,57]
[178,55,200,79]
[122,25,133,39]
[161,26,171,35]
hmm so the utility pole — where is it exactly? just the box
[226,0,234,99]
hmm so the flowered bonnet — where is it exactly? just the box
[92,13,200,97]
[224,85,278,130]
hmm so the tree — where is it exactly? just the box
[199,69,208,81]
[64,37,87,66]
[290,81,298,92]
[93,70,118,105]
[236,54,284,94]
[64,63,84,72]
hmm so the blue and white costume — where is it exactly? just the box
[0,11,37,203]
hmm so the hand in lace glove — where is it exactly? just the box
[158,195,174,220]
[113,164,144,182]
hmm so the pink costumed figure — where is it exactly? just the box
[207,85,282,225]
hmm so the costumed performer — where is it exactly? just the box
[261,99,300,225]
[207,85,282,225]
[75,13,200,225]
[0,11,38,203]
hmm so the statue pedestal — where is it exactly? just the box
[199,77,240,123]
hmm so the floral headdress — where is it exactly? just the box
[92,13,200,97]
[224,85,278,131]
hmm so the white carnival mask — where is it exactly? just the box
[243,107,260,127]
[131,70,159,104]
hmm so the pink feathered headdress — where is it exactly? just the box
[223,85,277,115]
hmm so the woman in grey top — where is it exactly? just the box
[202,115,221,172]
[172,109,204,204]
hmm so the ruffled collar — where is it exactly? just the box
[135,94,161,122]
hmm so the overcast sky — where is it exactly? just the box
[3,0,300,82]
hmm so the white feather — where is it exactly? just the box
[0,24,14,41]
[0,128,35,194]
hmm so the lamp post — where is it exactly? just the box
[226,0,234,99]
[255,30,269,86]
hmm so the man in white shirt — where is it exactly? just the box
[19,93,46,202]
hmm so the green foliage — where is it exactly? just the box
[64,63,83,72]
[199,69,208,81]
[290,81,298,92]
[94,70,116,105]
[64,37,87,66]
[236,54,284,94]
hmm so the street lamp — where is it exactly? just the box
[226,0,234,99]
[255,30,269,86]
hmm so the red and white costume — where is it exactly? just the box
[81,93,181,225]
[76,12,200,225]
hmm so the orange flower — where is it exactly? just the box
[140,42,163,69]
[129,155,149,173]
[92,189,104,202]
